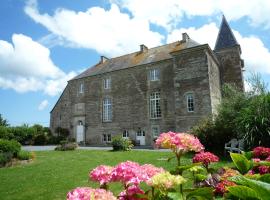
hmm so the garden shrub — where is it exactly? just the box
[55,140,77,151]
[111,136,133,151]
[0,139,21,156]
[55,127,70,138]
[0,126,13,140]
[33,134,48,145]
[0,152,13,167]
[17,150,33,160]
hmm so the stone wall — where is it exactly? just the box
[172,45,213,131]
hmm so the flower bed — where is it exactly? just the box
[67,132,270,200]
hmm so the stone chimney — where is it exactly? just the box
[100,56,109,63]
[182,33,190,42]
[140,44,148,53]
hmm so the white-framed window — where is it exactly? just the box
[79,83,84,93]
[102,134,112,142]
[103,98,112,122]
[122,130,129,138]
[150,92,161,118]
[187,93,194,112]
[136,129,145,137]
[103,77,111,89]
[149,68,160,81]
[152,126,160,138]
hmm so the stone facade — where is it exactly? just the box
[50,17,244,146]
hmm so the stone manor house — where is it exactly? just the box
[50,16,244,146]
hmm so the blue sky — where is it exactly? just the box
[1,0,270,126]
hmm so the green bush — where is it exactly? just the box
[0,126,13,140]
[33,134,48,145]
[55,127,70,138]
[17,150,32,160]
[237,94,270,149]
[55,140,77,151]
[0,139,21,157]
[0,152,13,167]
[111,136,133,151]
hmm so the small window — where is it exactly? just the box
[152,126,160,138]
[103,98,112,122]
[187,93,194,112]
[123,130,129,138]
[150,92,161,118]
[149,69,160,81]
[79,83,84,93]
[103,134,111,142]
[104,78,111,89]
[136,129,145,136]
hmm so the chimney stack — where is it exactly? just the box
[100,56,109,63]
[140,44,148,53]
[182,33,190,42]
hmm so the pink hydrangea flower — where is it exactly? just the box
[89,165,114,185]
[193,152,219,169]
[119,185,145,200]
[155,131,204,153]
[266,156,270,162]
[253,147,270,159]
[252,158,261,163]
[111,161,146,185]
[141,164,165,179]
[67,187,116,200]
[258,166,270,175]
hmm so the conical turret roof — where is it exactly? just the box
[214,15,239,51]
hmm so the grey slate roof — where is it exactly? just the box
[72,38,200,80]
[214,15,239,51]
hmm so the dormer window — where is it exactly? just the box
[104,77,111,89]
[149,69,160,81]
[79,83,84,93]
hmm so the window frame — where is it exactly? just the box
[149,68,160,81]
[186,93,194,112]
[122,130,129,138]
[102,134,112,142]
[103,98,112,122]
[103,77,111,89]
[149,92,162,119]
[79,83,84,94]
[151,126,160,138]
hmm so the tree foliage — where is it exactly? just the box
[0,114,9,127]
[192,73,270,154]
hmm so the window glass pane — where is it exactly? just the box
[149,69,160,81]
[150,92,161,118]
[104,78,111,89]
[103,98,112,121]
[107,134,111,142]
[79,83,84,93]
[187,94,194,112]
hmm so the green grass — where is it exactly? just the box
[0,150,232,200]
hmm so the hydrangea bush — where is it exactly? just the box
[67,132,270,200]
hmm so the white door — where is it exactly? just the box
[136,130,145,145]
[76,125,84,143]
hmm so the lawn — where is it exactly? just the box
[0,150,232,200]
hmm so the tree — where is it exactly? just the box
[0,114,9,127]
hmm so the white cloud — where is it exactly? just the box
[0,34,77,95]
[24,0,164,57]
[112,0,270,30]
[38,100,49,111]
[167,23,270,76]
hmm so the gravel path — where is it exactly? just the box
[22,145,170,152]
